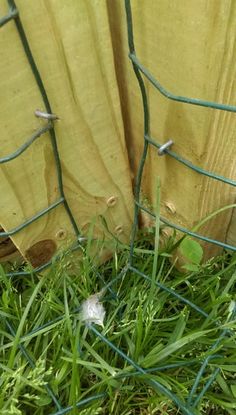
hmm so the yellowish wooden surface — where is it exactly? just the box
[0,0,235,266]
[0,0,133,265]
[108,0,236,257]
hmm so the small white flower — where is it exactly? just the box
[81,291,106,327]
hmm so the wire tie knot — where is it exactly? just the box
[158,139,174,156]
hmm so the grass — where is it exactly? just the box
[0,231,236,415]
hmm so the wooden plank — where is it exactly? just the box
[1,0,235,267]
[108,0,236,258]
[0,0,134,266]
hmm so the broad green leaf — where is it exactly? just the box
[179,238,203,265]
[182,263,200,272]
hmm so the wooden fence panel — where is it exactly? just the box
[0,0,133,265]
[108,0,236,258]
[0,0,235,266]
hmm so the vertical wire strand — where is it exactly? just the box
[7,0,80,236]
[125,0,150,264]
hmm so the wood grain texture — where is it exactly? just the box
[0,0,133,265]
[1,0,235,266]
[108,0,236,257]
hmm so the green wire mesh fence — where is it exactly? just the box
[0,0,236,414]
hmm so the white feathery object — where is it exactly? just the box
[81,291,106,327]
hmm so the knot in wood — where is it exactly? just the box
[25,239,57,268]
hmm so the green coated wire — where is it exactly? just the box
[0,197,64,237]
[6,266,126,344]
[118,355,222,380]
[89,323,198,415]
[50,393,107,415]
[129,53,236,113]
[0,124,53,164]
[135,201,236,252]
[5,319,62,411]
[129,265,209,317]
[187,331,228,405]
[6,240,84,277]
[0,4,18,27]
[7,0,80,236]
[145,134,236,187]
[1,0,236,413]
[190,304,236,407]
[193,368,220,407]
[124,0,150,265]
[124,1,236,413]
